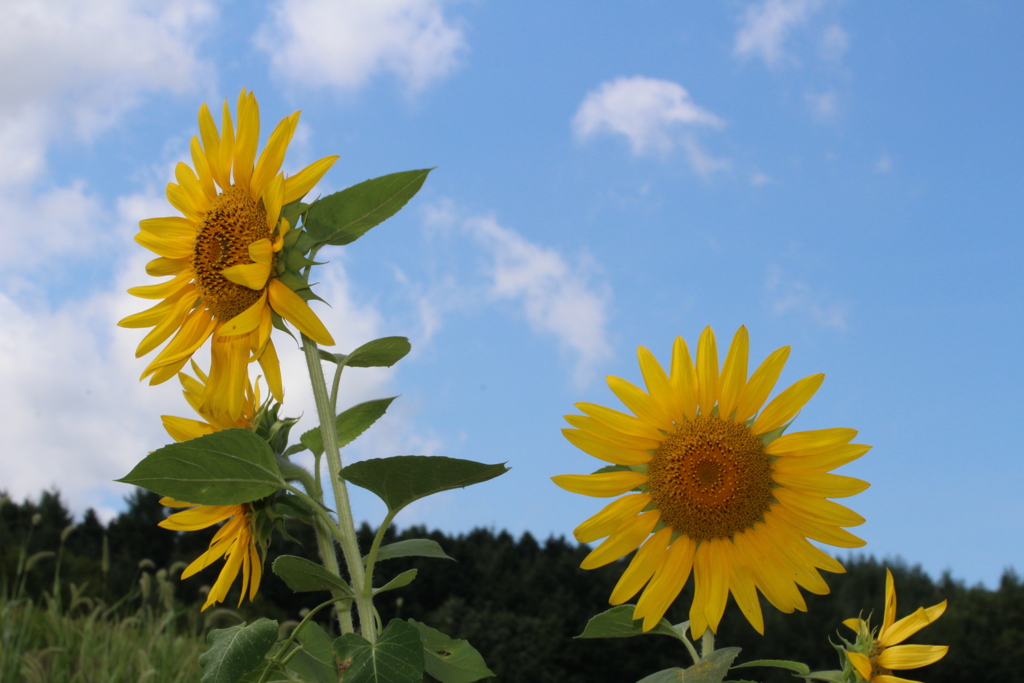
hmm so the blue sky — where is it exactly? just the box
[1,0,1021,589]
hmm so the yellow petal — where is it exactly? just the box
[772,470,871,499]
[190,136,217,200]
[252,112,299,200]
[696,326,719,417]
[877,645,949,670]
[733,527,805,613]
[691,538,730,635]
[773,487,866,527]
[146,257,190,277]
[203,334,250,421]
[160,415,215,443]
[880,601,947,647]
[119,294,180,329]
[174,161,210,215]
[248,238,274,266]
[263,173,285,231]
[159,504,234,531]
[884,567,898,632]
[846,651,873,681]
[874,675,927,683]
[609,527,672,605]
[233,90,259,195]
[606,376,674,432]
[219,99,235,185]
[758,520,831,594]
[135,231,193,259]
[268,278,334,345]
[773,443,872,472]
[734,346,790,423]
[562,428,653,466]
[127,270,193,300]
[752,373,825,435]
[564,414,662,451]
[248,541,262,600]
[577,399,665,441]
[573,494,652,543]
[159,497,196,508]
[140,216,196,238]
[218,291,268,337]
[766,428,858,456]
[669,336,698,421]
[205,536,246,610]
[637,346,682,423]
[551,471,648,497]
[634,535,696,630]
[770,505,866,549]
[166,182,202,221]
[198,102,228,189]
[717,326,749,421]
[283,155,339,204]
[729,549,764,634]
[135,291,197,357]
[843,617,866,633]
[258,337,284,404]
[580,510,660,570]
[221,262,271,291]
[142,308,217,381]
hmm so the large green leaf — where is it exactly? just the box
[332,619,424,683]
[340,456,508,514]
[409,620,495,683]
[305,169,432,247]
[272,555,353,596]
[732,659,810,675]
[576,605,679,640]
[374,569,417,595]
[372,539,454,563]
[301,397,397,458]
[117,429,282,505]
[199,618,279,683]
[636,648,743,683]
[320,337,412,369]
[285,621,337,683]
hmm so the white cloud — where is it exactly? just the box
[734,0,823,67]
[875,154,893,173]
[466,215,613,387]
[256,0,466,93]
[805,90,839,119]
[750,171,772,186]
[0,0,214,186]
[573,76,726,173]
[681,137,731,177]
[819,24,849,62]
[766,264,847,330]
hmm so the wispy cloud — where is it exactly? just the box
[765,264,847,330]
[256,0,466,94]
[573,76,727,175]
[805,90,839,119]
[734,0,824,67]
[819,24,849,62]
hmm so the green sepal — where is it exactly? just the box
[199,618,279,683]
[758,419,794,447]
[374,568,417,595]
[284,621,336,683]
[732,659,810,675]
[331,619,424,683]
[369,539,454,563]
[272,555,354,596]
[408,619,495,683]
[271,311,297,344]
[272,492,315,519]
[301,397,397,459]
[117,429,283,506]
[280,200,309,234]
[576,605,679,640]
[341,456,509,515]
[282,443,308,457]
[304,169,433,247]
[637,648,741,683]
[277,271,312,293]
[286,248,320,272]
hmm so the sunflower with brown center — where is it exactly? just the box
[119,89,337,419]
[552,325,871,637]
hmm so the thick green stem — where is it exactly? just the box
[301,336,375,642]
[701,628,715,658]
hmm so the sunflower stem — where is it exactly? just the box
[301,335,375,642]
[701,628,715,658]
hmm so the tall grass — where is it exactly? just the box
[0,512,226,683]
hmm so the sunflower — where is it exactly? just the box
[157,363,266,610]
[119,88,337,420]
[843,569,948,683]
[552,326,871,637]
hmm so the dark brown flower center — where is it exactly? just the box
[645,415,774,541]
[192,187,271,320]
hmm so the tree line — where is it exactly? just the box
[2,489,1019,683]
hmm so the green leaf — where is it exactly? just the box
[199,618,279,683]
[732,659,811,675]
[374,569,417,595]
[409,620,495,683]
[341,456,509,514]
[305,169,433,247]
[638,648,742,683]
[346,337,412,368]
[285,621,337,683]
[272,555,353,596]
[117,429,282,506]
[272,493,315,519]
[303,398,397,460]
[332,619,424,683]
[372,539,454,563]
[576,605,679,640]
[796,672,845,682]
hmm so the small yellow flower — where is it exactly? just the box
[553,326,871,637]
[159,498,262,611]
[844,568,949,683]
[157,364,265,610]
[120,88,338,420]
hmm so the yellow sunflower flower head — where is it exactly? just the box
[552,325,872,638]
[157,361,269,610]
[842,568,949,683]
[119,89,338,421]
